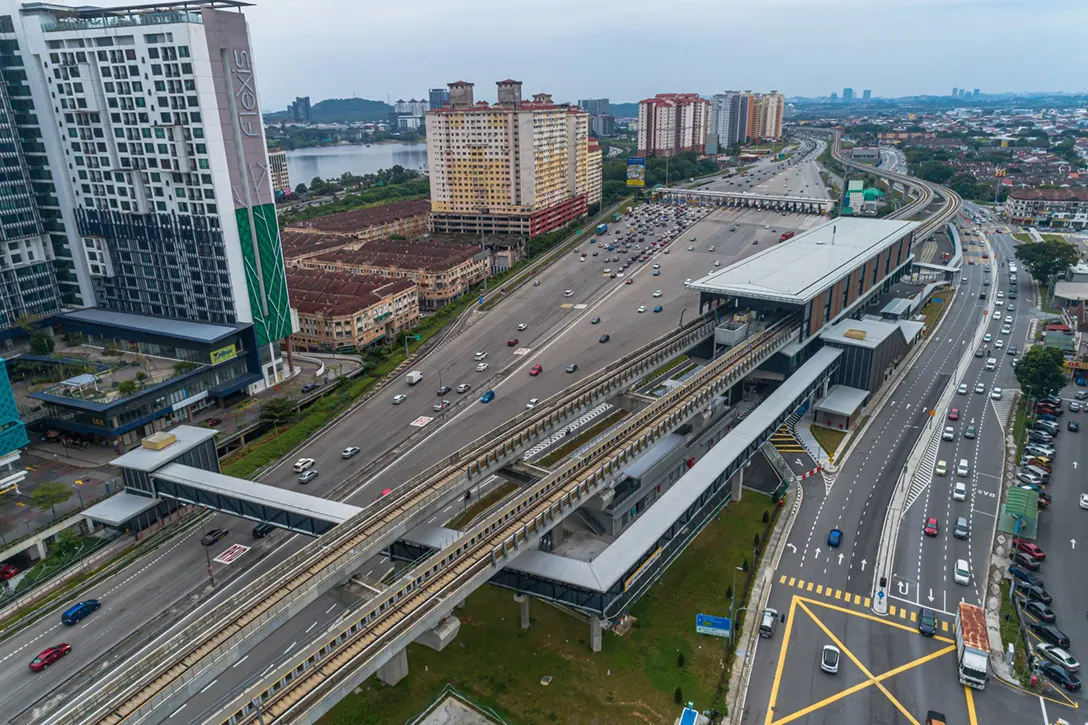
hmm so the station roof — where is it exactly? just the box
[820,316,905,350]
[56,308,245,344]
[82,491,160,527]
[813,385,869,417]
[687,218,919,305]
[112,425,218,472]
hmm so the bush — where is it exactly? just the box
[742,557,749,572]
[762,510,770,524]
[30,331,54,355]
[677,652,685,668]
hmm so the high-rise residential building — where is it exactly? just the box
[590,114,615,138]
[756,92,784,140]
[636,93,710,158]
[578,98,609,116]
[1,0,295,445]
[830,92,839,104]
[586,138,602,208]
[952,87,959,97]
[428,87,449,110]
[862,89,871,101]
[269,149,291,193]
[288,95,311,123]
[842,87,854,103]
[426,80,593,237]
[972,88,980,98]
[709,92,751,149]
[393,98,427,116]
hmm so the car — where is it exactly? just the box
[954,516,969,539]
[974,383,985,394]
[292,458,315,472]
[297,469,318,484]
[436,385,452,395]
[476,362,489,372]
[923,517,939,536]
[1032,622,1071,648]
[1008,346,1018,356]
[714,260,721,267]
[474,351,487,361]
[1069,420,1080,432]
[708,246,716,252]
[563,290,574,297]
[530,364,543,376]
[61,599,101,625]
[566,363,578,373]
[1036,643,1080,672]
[624,278,633,285]
[990,388,1003,400]
[1077,390,1088,401]
[599,334,610,343]
[1012,552,1041,571]
[827,528,843,547]
[480,389,495,403]
[301,383,320,394]
[1040,661,1082,692]
[1080,493,1088,510]
[957,384,968,395]
[974,349,985,358]
[953,559,970,585]
[526,398,539,409]
[1009,566,1042,586]
[948,408,959,420]
[952,481,967,501]
[638,305,647,313]
[201,528,229,546]
[29,644,71,672]
[1071,401,1082,413]
[935,460,948,476]
[652,290,662,298]
[1016,581,1053,604]
[942,426,955,441]
[432,400,450,412]
[1025,443,1056,457]
[995,340,1004,349]
[1025,600,1056,623]
[532,280,540,286]
[653,305,663,313]
[0,563,18,580]
[591,316,601,325]
[917,607,937,636]
[820,645,841,674]
[964,425,976,439]
[456,383,471,394]
[687,245,695,251]
[1001,326,1012,335]
[392,393,407,405]
[983,333,992,342]
[1016,540,1046,560]
[341,446,360,459]
[653,263,661,270]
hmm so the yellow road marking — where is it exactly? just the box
[816,585,823,595]
[799,596,954,643]
[788,577,795,587]
[806,581,814,592]
[853,594,861,605]
[864,596,871,607]
[900,608,907,620]
[992,668,1081,708]
[763,597,799,725]
[941,621,949,632]
[889,605,896,616]
[834,589,842,600]
[965,686,977,725]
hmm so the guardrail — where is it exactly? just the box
[215,315,802,724]
[54,310,722,725]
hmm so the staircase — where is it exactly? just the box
[576,508,608,536]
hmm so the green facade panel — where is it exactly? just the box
[0,358,29,457]
[236,203,293,347]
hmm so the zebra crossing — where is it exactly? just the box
[521,403,615,462]
[904,431,940,512]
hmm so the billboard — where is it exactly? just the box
[695,613,731,638]
[210,344,238,365]
[626,157,646,187]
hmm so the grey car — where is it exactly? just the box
[954,516,969,539]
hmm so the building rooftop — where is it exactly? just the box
[307,237,482,274]
[111,425,218,472]
[820,316,905,350]
[687,218,919,305]
[55,308,245,344]
[285,199,431,236]
[1010,188,1088,202]
[287,271,416,317]
[281,230,354,261]
[813,385,869,417]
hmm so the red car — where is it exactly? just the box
[0,563,18,580]
[529,364,543,377]
[923,517,939,537]
[1015,540,1046,560]
[625,278,634,285]
[507,338,519,347]
[948,409,959,421]
[30,644,71,672]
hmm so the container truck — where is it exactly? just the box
[955,602,989,689]
[596,224,608,236]
[406,370,423,385]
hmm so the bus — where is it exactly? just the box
[596,224,608,236]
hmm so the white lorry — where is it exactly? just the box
[405,370,423,385]
[955,602,989,689]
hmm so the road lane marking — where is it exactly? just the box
[762,596,799,725]
[199,679,217,693]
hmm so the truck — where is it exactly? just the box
[596,223,608,236]
[778,231,795,243]
[611,212,622,222]
[405,370,423,386]
[955,602,989,689]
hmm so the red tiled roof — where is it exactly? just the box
[1010,188,1088,202]
[286,199,431,235]
[308,237,482,274]
[281,230,353,260]
[288,271,416,318]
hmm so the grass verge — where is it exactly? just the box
[1012,233,1032,243]
[447,483,518,530]
[920,297,946,331]
[809,426,846,457]
[537,410,629,468]
[637,354,690,388]
[997,579,1030,685]
[318,494,775,725]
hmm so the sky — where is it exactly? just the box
[74,0,1088,109]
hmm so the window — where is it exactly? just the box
[178,46,189,58]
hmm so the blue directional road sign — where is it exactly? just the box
[695,613,731,638]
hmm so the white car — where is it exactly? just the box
[517,323,527,331]
[995,340,1004,349]
[1080,493,1088,510]
[564,290,574,297]
[935,460,948,476]
[983,333,992,342]
[653,290,663,298]
[1001,326,1012,335]
[957,384,968,395]
[993,313,1002,322]
[392,394,407,405]
[526,398,539,409]
[653,263,661,269]
[476,362,489,372]
[952,481,968,501]
[688,245,695,251]
[820,645,841,674]
[474,351,488,361]
[953,559,970,586]
[638,305,648,313]
[456,383,471,394]
[1035,643,1080,672]
[292,458,315,473]
[714,260,721,267]
[990,387,1003,400]
[432,399,450,412]
[708,246,715,252]
[943,426,955,441]
[974,383,985,394]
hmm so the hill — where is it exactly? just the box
[610,102,638,118]
[265,97,394,124]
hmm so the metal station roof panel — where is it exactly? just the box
[819,316,904,350]
[56,308,245,344]
[111,425,218,472]
[688,218,919,305]
[82,491,160,527]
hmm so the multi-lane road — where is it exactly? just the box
[2,146,833,719]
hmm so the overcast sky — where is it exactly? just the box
[77,0,1088,108]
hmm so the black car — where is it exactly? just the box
[1069,420,1080,432]
[436,385,451,396]
[1008,566,1042,586]
[1032,622,1070,648]
[565,364,578,373]
[917,607,937,637]
[1024,600,1056,623]
[1040,661,1081,691]
[1012,552,1041,571]
[201,528,229,547]
[1015,581,1053,604]
[599,334,610,343]
[590,317,601,325]
[302,383,320,393]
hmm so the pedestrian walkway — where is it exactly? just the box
[769,423,806,455]
[793,418,826,463]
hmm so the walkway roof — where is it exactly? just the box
[83,491,160,527]
[687,218,919,305]
[55,308,246,344]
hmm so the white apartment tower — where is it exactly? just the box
[636,93,710,158]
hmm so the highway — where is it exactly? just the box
[2,149,827,720]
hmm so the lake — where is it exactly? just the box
[286,142,429,185]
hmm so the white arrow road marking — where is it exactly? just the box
[927,588,935,603]
[814,547,822,560]
[787,543,797,554]
[860,559,867,571]
[898,580,910,595]
[837,553,844,565]
[1072,539,1077,550]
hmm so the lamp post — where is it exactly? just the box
[201,524,216,587]
[729,565,743,638]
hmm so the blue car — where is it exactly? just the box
[480,389,495,404]
[827,528,843,548]
[653,305,663,313]
[61,599,100,625]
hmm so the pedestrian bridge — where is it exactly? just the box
[654,187,832,215]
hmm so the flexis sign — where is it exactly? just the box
[231,50,259,138]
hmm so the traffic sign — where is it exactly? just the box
[410,416,433,428]
[214,544,250,565]
[695,613,731,638]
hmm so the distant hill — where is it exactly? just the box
[610,102,638,119]
[265,97,394,124]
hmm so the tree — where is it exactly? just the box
[1014,345,1067,400]
[118,380,138,396]
[30,331,54,355]
[1015,238,1081,289]
[294,182,308,196]
[31,481,72,519]
[674,686,683,705]
[677,652,686,668]
[762,510,770,524]
[260,397,297,427]
[918,161,954,184]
